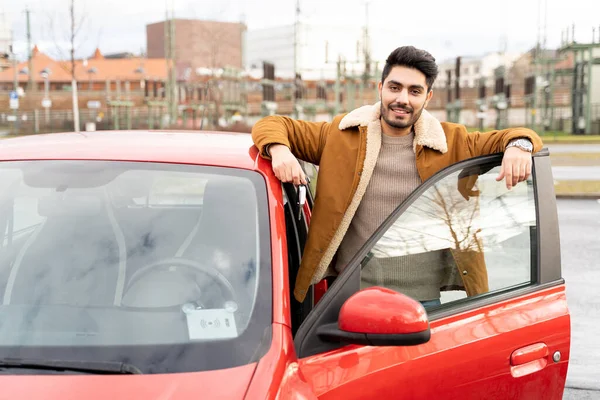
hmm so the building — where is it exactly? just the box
[245,23,370,80]
[435,51,522,90]
[146,19,246,70]
[0,46,168,92]
[0,45,172,113]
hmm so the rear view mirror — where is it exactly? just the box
[317,287,430,346]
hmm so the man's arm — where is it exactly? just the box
[465,127,543,157]
[251,115,331,165]
[464,127,543,190]
[251,115,332,185]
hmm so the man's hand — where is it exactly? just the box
[496,147,532,190]
[270,144,307,185]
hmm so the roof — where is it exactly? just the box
[0,46,167,83]
[0,131,262,171]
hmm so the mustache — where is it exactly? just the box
[387,103,413,113]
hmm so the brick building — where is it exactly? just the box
[0,46,168,111]
[0,46,168,92]
[146,19,246,70]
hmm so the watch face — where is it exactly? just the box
[516,139,533,151]
[520,140,533,150]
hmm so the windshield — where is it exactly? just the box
[0,160,271,374]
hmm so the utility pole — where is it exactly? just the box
[559,26,600,135]
[445,57,461,123]
[169,1,177,124]
[334,55,342,116]
[70,0,80,133]
[329,1,373,117]
[361,1,372,105]
[292,0,300,118]
[164,6,170,127]
[11,30,17,92]
[25,8,34,92]
[164,3,177,126]
[11,30,18,133]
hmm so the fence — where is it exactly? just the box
[0,102,239,136]
[1,107,180,136]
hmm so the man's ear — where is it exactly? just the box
[424,90,433,108]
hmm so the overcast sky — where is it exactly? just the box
[1,0,598,62]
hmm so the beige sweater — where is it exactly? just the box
[334,131,444,301]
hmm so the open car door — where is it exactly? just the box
[294,150,570,400]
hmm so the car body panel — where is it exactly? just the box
[261,162,292,328]
[299,284,570,400]
[0,131,259,170]
[244,323,316,400]
[0,363,257,400]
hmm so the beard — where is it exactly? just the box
[380,101,425,130]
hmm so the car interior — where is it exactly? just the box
[0,165,262,345]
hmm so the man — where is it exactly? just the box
[252,46,542,303]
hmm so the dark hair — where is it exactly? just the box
[381,46,439,91]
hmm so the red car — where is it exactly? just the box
[0,131,570,399]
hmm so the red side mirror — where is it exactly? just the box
[339,287,429,334]
[318,287,430,347]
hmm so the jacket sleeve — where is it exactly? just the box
[465,127,544,157]
[251,115,331,165]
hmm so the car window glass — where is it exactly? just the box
[358,162,537,308]
[0,161,272,374]
[299,160,318,197]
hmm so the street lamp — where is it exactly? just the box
[134,66,146,94]
[87,67,98,91]
[40,67,52,124]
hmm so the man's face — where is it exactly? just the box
[378,66,433,131]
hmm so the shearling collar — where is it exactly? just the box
[339,102,448,154]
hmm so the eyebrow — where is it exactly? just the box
[387,80,425,91]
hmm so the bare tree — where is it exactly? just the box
[46,1,88,133]
[69,0,80,132]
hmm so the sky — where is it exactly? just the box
[1,0,598,63]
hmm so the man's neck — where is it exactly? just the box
[381,118,413,137]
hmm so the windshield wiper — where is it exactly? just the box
[0,358,142,374]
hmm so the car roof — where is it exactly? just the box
[0,131,261,170]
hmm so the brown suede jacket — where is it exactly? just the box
[252,103,543,302]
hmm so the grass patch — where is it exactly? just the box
[542,135,600,144]
[554,180,600,197]
[466,127,600,143]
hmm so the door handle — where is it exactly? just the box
[510,343,549,378]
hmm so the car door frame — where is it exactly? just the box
[282,179,315,334]
[292,148,567,367]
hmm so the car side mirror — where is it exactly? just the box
[317,287,430,346]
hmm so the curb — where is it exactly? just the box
[555,194,600,200]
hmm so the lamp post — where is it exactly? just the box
[87,67,98,91]
[40,68,51,124]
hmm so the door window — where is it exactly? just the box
[358,161,537,308]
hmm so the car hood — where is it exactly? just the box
[0,363,257,400]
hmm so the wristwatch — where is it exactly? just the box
[506,138,533,153]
